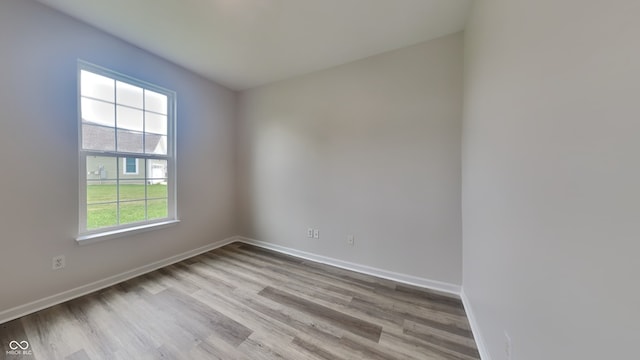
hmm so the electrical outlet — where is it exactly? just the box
[313,229,319,239]
[347,235,355,246]
[52,255,66,270]
[307,228,314,238]
[504,332,512,360]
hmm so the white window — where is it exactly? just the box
[78,61,177,240]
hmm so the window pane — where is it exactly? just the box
[116,81,143,109]
[86,156,117,180]
[147,182,167,199]
[83,124,115,151]
[81,98,115,127]
[87,203,117,230]
[147,199,168,220]
[87,182,117,204]
[119,157,145,178]
[148,160,167,181]
[119,200,146,224]
[145,112,167,135]
[81,70,115,102]
[117,129,143,153]
[145,134,167,155]
[145,90,167,114]
[116,106,143,132]
[119,181,146,201]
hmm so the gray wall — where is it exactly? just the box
[237,33,464,285]
[462,0,640,358]
[0,0,236,313]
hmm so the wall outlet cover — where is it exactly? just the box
[347,235,355,245]
[52,255,66,270]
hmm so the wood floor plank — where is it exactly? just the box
[188,333,245,360]
[349,292,472,332]
[403,320,480,359]
[149,287,253,347]
[258,286,383,342]
[350,297,474,338]
[235,286,348,342]
[214,248,355,307]
[407,320,476,348]
[291,336,340,360]
[0,243,479,359]
[23,305,101,360]
[191,266,347,344]
[379,330,464,360]
[64,349,91,360]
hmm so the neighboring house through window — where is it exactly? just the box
[78,61,176,238]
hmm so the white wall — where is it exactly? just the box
[462,0,640,358]
[0,0,236,314]
[237,33,463,286]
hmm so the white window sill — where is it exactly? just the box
[76,220,180,245]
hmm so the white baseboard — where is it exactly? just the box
[236,237,461,296]
[460,289,492,360]
[0,236,238,325]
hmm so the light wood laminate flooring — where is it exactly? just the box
[0,243,480,359]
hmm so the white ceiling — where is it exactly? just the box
[37,0,472,91]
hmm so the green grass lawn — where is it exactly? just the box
[87,184,168,229]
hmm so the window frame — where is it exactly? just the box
[77,60,178,242]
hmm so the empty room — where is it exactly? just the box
[0,0,638,359]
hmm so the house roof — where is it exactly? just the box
[82,123,164,154]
